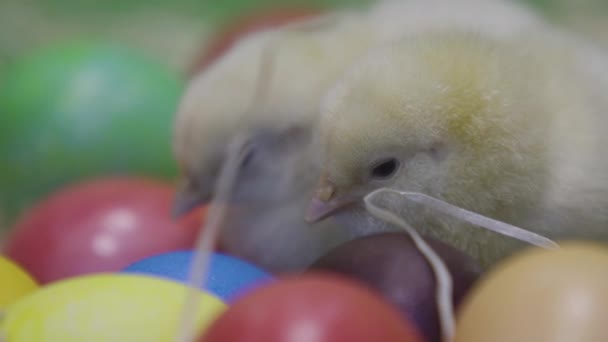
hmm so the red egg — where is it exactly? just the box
[199,273,424,342]
[3,177,205,284]
[192,7,323,74]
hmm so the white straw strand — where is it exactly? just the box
[364,191,455,342]
[175,133,250,342]
[363,188,560,342]
[370,188,559,249]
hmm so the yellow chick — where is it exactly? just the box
[172,9,375,212]
[173,0,545,212]
[306,30,608,266]
[172,0,553,271]
[368,0,545,41]
[173,9,382,272]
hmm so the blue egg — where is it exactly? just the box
[122,251,273,302]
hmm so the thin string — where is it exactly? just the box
[175,133,251,342]
[364,191,455,342]
[363,188,560,342]
[369,188,559,249]
[175,11,347,342]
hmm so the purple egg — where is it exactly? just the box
[309,232,482,342]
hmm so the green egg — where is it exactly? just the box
[0,42,183,220]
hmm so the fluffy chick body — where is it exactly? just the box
[174,0,546,182]
[174,9,379,272]
[368,0,545,41]
[314,30,608,265]
[173,0,552,271]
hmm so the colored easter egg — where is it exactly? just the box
[0,274,226,342]
[456,242,608,342]
[4,177,204,284]
[310,232,482,342]
[0,256,38,309]
[123,251,272,302]
[198,273,423,342]
[0,42,183,218]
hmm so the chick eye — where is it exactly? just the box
[370,158,399,180]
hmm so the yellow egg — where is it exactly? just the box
[0,256,38,309]
[0,273,227,342]
[455,242,608,342]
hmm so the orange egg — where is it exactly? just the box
[455,241,608,342]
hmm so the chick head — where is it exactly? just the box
[171,77,238,217]
[172,87,311,217]
[306,32,552,225]
[171,29,309,217]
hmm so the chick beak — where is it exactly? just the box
[172,178,212,218]
[305,180,357,223]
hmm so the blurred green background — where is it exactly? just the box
[0,0,606,231]
[0,0,372,75]
[1,0,607,76]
